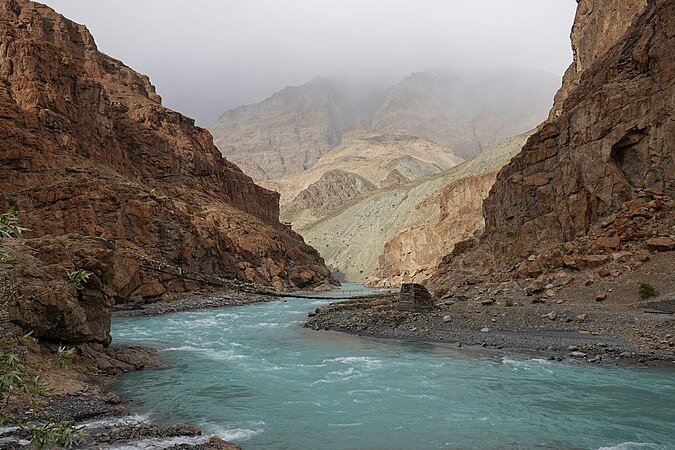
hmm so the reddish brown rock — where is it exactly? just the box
[575,255,610,270]
[593,236,622,252]
[481,0,673,262]
[428,0,673,298]
[646,237,675,252]
[0,0,336,344]
[0,0,333,292]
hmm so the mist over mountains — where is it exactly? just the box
[209,67,560,180]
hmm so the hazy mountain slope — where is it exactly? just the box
[369,68,559,159]
[260,130,464,228]
[299,132,532,282]
[209,77,373,180]
[210,68,559,181]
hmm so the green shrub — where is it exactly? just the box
[56,345,75,369]
[0,208,28,263]
[639,282,657,299]
[66,269,93,291]
[0,333,84,448]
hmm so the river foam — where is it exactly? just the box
[111,286,675,450]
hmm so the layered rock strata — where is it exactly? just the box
[300,132,529,282]
[430,0,673,288]
[0,0,334,343]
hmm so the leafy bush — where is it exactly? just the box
[0,208,28,262]
[638,282,657,299]
[0,333,84,448]
[56,345,75,369]
[66,269,93,291]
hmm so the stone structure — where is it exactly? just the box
[397,283,434,312]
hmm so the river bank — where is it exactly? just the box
[0,290,268,449]
[305,284,675,368]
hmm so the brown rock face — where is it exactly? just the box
[482,0,674,263]
[550,0,650,118]
[376,170,499,285]
[3,238,140,345]
[0,1,335,341]
[285,169,376,219]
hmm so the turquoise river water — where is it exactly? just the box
[111,286,675,450]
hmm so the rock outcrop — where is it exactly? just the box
[374,170,498,286]
[482,0,673,262]
[430,0,673,288]
[0,0,334,343]
[284,169,376,223]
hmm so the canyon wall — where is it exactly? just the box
[482,0,673,262]
[430,0,673,291]
[0,0,334,344]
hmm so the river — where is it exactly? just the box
[110,285,675,449]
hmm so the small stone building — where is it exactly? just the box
[397,283,434,312]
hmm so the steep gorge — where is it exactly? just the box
[0,0,334,345]
[430,0,674,288]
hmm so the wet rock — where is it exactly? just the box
[205,437,243,450]
[166,423,201,437]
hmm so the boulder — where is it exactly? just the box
[4,238,144,345]
[575,255,610,270]
[646,237,675,252]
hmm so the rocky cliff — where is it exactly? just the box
[483,0,673,262]
[371,133,532,286]
[0,0,334,344]
[430,0,673,289]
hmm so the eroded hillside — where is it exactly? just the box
[0,0,334,344]
[299,133,531,282]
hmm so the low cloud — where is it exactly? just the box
[41,0,577,125]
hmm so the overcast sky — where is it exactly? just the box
[41,0,577,126]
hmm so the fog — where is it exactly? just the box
[40,0,577,126]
